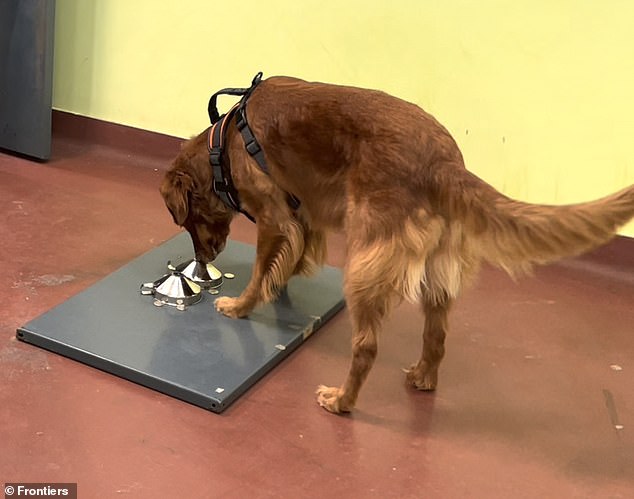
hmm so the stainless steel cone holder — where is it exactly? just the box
[140,259,223,311]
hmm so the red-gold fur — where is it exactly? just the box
[161,76,634,414]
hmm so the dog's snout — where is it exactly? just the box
[195,249,216,264]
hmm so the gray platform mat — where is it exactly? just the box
[17,233,345,412]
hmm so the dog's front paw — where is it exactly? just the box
[316,385,352,414]
[214,296,250,318]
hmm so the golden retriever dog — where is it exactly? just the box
[161,76,634,414]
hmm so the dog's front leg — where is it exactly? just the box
[215,219,305,318]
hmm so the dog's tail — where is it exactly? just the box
[453,170,634,276]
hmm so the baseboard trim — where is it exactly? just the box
[52,110,185,161]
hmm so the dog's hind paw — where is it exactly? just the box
[403,364,438,391]
[316,385,352,414]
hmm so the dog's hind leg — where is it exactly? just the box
[316,239,398,414]
[405,292,452,390]
[404,223,478,390]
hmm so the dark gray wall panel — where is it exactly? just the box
[0,0,55,159]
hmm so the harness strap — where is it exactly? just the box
[235,107,300,210]
[207,105,256,223]
[235,108,269,174]
[206,72,300,222]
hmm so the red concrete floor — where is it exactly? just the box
[1,116,633,498]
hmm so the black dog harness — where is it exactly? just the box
[207,72,299,223]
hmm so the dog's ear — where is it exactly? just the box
[160,170,193,225]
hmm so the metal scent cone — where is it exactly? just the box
[175,259,223,288]
[140,271,202,308]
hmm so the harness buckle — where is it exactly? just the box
[235,110,247,131]
[209,150,222,166]
[244,139,261,156]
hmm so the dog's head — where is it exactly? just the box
[160,154,235,263]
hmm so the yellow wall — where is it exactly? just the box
[53,0,634,236]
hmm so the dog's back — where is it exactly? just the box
[249,76,634,288]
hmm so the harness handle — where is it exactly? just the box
[207,72,263,124]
